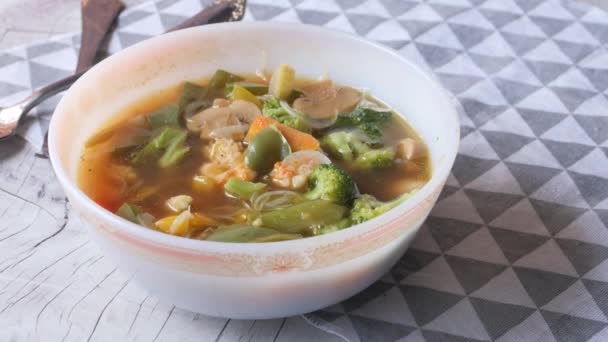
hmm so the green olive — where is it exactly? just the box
[245,127,290,173]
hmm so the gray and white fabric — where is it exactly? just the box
[1,0,608,340]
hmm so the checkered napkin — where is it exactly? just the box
[2,0,608,340]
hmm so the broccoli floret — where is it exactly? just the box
[314,218,352,235]
[262,96,311,132]
[321,131,368,161]
[332,107,392,143]
[351,192,416,224]
[321,130,395,169]
[355,149,395,169]
[305,164,358,205]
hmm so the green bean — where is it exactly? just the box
[258,200,347,234]
[178,82,205,113]
[147,104,180,129]
[131,127,182,164]
[224,178,267,201]
[244,127,291,173]
[206,225,280,242]
[116,203,155,228]
[158,130,190,168]
[205,69,243,99]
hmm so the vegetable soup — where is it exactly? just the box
[79,65,431,242]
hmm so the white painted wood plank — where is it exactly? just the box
[217,318,286,342]
[276,317,344,342]
[0,137,339,341]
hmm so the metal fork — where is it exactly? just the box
[0,0,245,144]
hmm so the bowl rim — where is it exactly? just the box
[48,21,460,254]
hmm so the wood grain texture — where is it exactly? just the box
[0,136,342,341]
[76,0,124,72]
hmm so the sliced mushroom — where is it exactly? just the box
[228,100,261,124]
[209,124,250,140]
[187,99,261,139]
[186,106,231,137]
[396,138,425,160]
[213,98,231,107]
[292,80,362,120]
[300,80,337,103]
[335,87,363,113]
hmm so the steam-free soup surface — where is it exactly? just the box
[79,65,430,242]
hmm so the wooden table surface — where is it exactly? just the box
[0,0,606,341]
[0,137,342,341]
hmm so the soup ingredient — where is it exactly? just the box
[268,64,295,100]
[331,107,392,143]
[158,130,190,168]
[314,218,352,235]
[245,127,291,173]
[350,192,416,224]
[321,130,396,169]
[200,161,256,186]
[80,65,431,242]
[262,96,310,133]
[293,80,362,120]
[209,138,245,165]
[321,130,373,161]
[155,209,191,236]
[147,103,180,128]
[200,138,256,185]
[190,212,219,228]
[207,225,283,242]
[226,82,269,96]
[396,138,425,160]
[207,69,243,98]
[192,175,216,193]
[304,164,357,205]
[166,195,192,212]
[131,127,190,167]
[230,84,262,108]
[116,203,155,228]
[354,149,395,169]
[187,99,261,139]
[251,190,304,212]
[208,124,249,140]
[255,200,348,233]
[179,82,208,115]
[246,116,320,151]
[270,150,331,190]
[224,178,267,200]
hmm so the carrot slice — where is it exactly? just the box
[246,116,320,151]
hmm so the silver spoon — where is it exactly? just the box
[0,0,244,142]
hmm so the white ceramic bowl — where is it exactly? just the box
[49,22,460,319]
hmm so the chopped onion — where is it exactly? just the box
[207,206,249,221]
[252,190,303,212]
[279,100,303,119]
[282,150,331,166]
[209,124,250,139]
[357,97,393,112]
[279,100,338,129]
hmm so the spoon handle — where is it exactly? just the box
[0,2,235,142]
[76,0,124,73]
[24,72,86,116]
